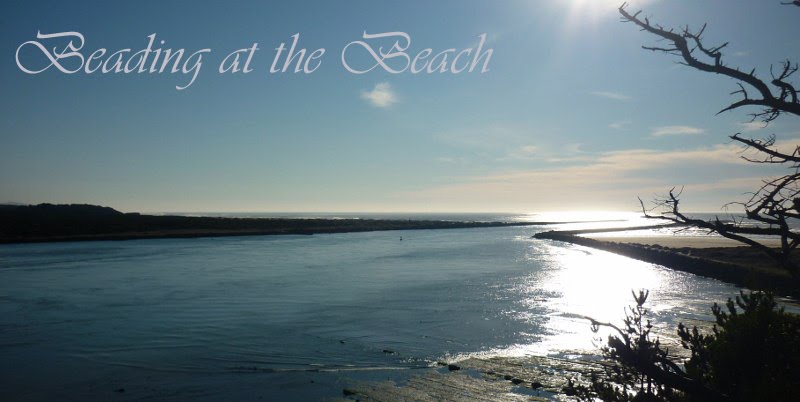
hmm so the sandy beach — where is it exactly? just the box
[582,233,782,249]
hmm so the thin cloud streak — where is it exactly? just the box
[401,143,774,211]
[651,125,705,137]
[591,91,633,101]
[609,120,632,130]
[738,121,767,132]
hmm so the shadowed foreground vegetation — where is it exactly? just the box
[566,291,800,402]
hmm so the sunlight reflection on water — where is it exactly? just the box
[532,243,672,355]
[0,224,750,399]
[450,238,734,363]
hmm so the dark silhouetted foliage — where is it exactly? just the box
[566,291,800,402]
[619,2,800,282]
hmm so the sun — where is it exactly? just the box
[561,0,624,19]
[547,0,656,33]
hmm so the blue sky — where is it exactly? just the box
[2,0,799,213]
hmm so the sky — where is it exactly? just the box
[1,0,799,213]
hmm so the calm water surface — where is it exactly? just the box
[0,219,748,400]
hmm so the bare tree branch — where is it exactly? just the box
[623,2,800,283]
[619,2,800,124]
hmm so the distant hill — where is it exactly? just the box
[0,202,27,206]
[0,203,536,244]
[0,203,123,217]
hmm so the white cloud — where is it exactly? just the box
[501,145,539,161]
[436,156,468,164]
[738,121,766,132]
[609,120,632,130]
[590,91,633,101]
[361,82,397,108]
[651,125,705,137]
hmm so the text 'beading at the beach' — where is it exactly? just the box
[15,31,494,90]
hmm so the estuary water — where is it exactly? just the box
[0,215,748,400]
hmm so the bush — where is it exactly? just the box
[566,290,800,402]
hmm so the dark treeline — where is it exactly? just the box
[0,203,537,244]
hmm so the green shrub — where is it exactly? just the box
[566,291,800,402]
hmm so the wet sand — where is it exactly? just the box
[339,355,603,401]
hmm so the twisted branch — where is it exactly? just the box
[623,2,800,282]
[619,3,800,123]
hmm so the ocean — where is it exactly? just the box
[0,213,757,400]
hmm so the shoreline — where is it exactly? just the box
[1,203,545,245]
[0,203,629,245]
[0,218,557,244]
[1,220,547,245]
[534,229,798,299]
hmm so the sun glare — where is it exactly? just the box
[561,0,623,19]
[547,0,653,30]
[527,242,668,355]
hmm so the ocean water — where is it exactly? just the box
[0,215,753,400]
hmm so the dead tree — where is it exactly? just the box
[618,2,800,281]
